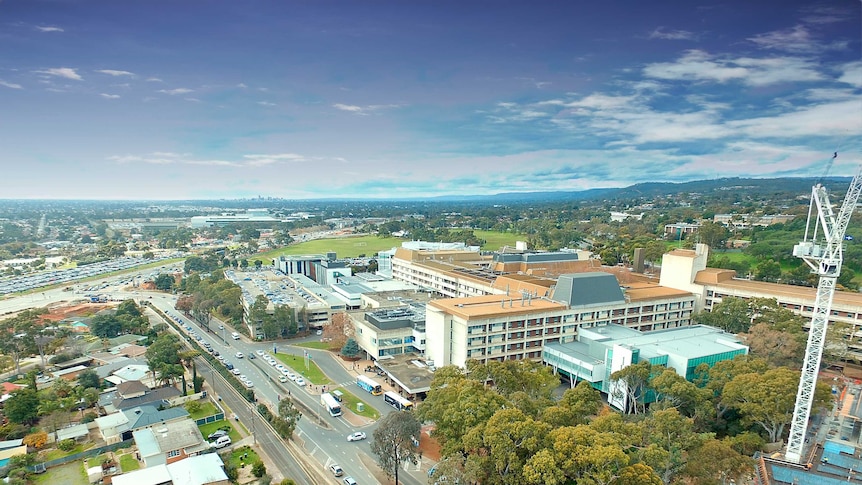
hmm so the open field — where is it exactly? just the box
[275,354,329,385]
[187,400,220,420]
[252,235,400,263]
[473,230,526,250]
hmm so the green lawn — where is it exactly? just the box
[473,230,527,251]
[334,387,380,420]
[31,461,88,485]
[41,443,94,461]
[86,454,109,468]
[186,400,219,420]
[275,354,329,385]
[119,453,140,472]
[252,235,401,263]
[198,419,242,442]
[224,445,260,470]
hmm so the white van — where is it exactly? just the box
[231,332,240,340]
[211,435,232,449]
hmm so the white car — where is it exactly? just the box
[239,375,248,382]
[275,364,285,371]
[347,432,366,442]
[231,368,241,375]
[256,350,264,356]
[286,372,297,381]
[278,375,288,383]
[244,380,254,388]
[295,377,306,387]
[235,352,244,359]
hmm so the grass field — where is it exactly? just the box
[252,235,400,263]
[275,354,329,385]
[32,461,87,485]
[473,230,526,250]
[294,341,331,350]
[225,445,260,470]
[119,453,140,472]
[186,401,219,420]
[334,387,380,420]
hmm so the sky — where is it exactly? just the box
[0,1,860,200]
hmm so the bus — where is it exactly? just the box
[356,375,383,396]
[383,391,413,411]
[321,392,342,417]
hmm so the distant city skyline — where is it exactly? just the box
[1,1,860,200]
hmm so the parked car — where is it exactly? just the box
[347,432,366,442]
[342,477,357,485]
[295,377,306,387]
[207,430,228,441]
[211,435,232,449]
[278,375,288,383]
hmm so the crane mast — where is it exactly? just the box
[785,161,862,464]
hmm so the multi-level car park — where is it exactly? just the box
[0,254,182,295]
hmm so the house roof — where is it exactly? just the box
[113,364,151,382]
[116,380,149,397]
[112,453,227,485]
[1,382,23,393]
[149,418,207,455]
[113,386,181,411]
[124,405,189,430]
[56,423,90,441]
[0,439,23,451]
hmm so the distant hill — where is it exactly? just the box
[422,176,854,204]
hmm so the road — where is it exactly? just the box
[0,264,430,485]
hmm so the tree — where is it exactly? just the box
[252,461,266,478]
[541,380,602,427]
[154,274,175,291]
[325,312,350,350]
[681,439,753,485]
[722,367,831,443]
[370,411,421,485]
[5,389,40,425]
[697,221,730,251]
[22,431,48,450]
[754,259,781,283]
[614,463,662,485]
[77,369,101,390]
[341,338,360,358]
[467,359,559,402]
[610,361,652,414]
[693,296,751,334]
[275,398,301,439]
[524,425,629,485]
[465,407,551,485]
[742,322,804,368]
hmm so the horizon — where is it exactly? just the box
[1,1,860,200]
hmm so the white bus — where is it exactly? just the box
[321,392,342,417]
[383,391,413,411]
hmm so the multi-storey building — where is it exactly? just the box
[661,244,862,359]
[425,272,697,368]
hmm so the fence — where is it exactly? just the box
[29,438,135,473]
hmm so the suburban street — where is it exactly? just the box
[0,264,430,485]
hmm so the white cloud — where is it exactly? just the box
[99,93,120,99]
[158,88,193,95]
[184,97,201,103]
[643,50,823,86]
[333,103,401,115]
[96,69,135,77]
[648,27,697,41]
[146,77,163,83]
[0,79,22,89]
[107,152,326,169]
[257,101,276,107]
[837,61,862,88]
[35,26,63,32]
[729,99,862,138]
[34,67,83,81]
[237,83,248,88]
[333,103,363,113]
[749,25,847,53]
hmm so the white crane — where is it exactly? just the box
[785,158,862,464]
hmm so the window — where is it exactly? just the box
[167,449,181,458]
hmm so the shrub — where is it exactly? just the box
[82,412,98,423]
[58,439,76,452]
[23,431,47,449]
[252,461,267,478]
[185,401,202,414]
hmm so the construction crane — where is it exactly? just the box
[785,158,862,464]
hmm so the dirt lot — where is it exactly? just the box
[40,301,114,322]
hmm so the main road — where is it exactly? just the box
[0,264,430,485]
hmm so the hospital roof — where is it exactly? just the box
[696,270,862,307]
[428,294,567,320]
[580,324,747,360]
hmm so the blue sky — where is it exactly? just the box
[1,1,860,200]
